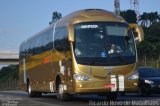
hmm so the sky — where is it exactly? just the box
[0,0,160,54]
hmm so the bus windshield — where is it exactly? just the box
[74,22,136,66]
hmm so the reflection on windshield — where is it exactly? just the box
[74,22,136,66]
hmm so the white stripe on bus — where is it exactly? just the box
[118,75,124,91]
[111,75,117,92]
[49,81,54,92]
[59,60,65,75]
[59,60,62,66]
[23,58,27,84]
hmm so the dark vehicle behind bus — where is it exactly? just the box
[138,67,160,96]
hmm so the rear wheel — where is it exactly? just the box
[36,92,42,97]
[27,81,42,98]
[138,87,145,96]
[28,82,36,97]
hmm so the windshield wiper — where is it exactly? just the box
[89,58,96,65]
[77,60,91,65]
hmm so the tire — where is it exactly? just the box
[106,93,118,101]
[36,92,42,97]
[138,87,145,96]
[146,92,150,96]
[57,80,71,101]
[28,82,36,98]
[28,81,42,98]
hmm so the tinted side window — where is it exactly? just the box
[23,29,54,56]
[32,29,53,55]
[28,40,33,55]
[33,35,43,55]
[54,27,69,52]
[20,42,26,58]
[42,29,53,51]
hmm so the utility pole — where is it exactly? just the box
[130,0,140,19]
[114,0,120,15]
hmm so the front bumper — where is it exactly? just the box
[145,84,160,93]
[73,79,138,94]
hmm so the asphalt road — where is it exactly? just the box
[0,90,160,106]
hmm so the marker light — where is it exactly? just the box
[105,84,115,88]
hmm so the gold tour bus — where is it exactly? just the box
[19,9,144,100]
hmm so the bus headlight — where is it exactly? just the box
[128,72,139,80]
[74,73,90,81]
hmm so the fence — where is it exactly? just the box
[138,57,160,69]
[0,79,19,90]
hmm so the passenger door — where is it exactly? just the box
[65,51,73,93]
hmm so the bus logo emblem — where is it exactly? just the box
[104,67,113,75]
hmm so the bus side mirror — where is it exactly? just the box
[129,24,144,44]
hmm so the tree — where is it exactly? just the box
[0,65,19,82]
[52,11,62,22]
[156,42,160,60]
[138,12,159,27]
[49,11,62,25]
[142,22,160,46]
[138,40,153,57]
[120,10,137,23]
[138,12,149,27]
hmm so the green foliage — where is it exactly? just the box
[138,12,159,27]
[52,11,62,22]
[121,10,160,67]
[49,11,62,25]
[0,65,19,82]
[120,10,137,23]
[149,22,160,42]
[138,22,160,58]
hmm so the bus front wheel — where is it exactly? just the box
[57,80,71,101]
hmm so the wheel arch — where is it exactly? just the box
[55,74,61,92]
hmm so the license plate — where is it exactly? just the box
[105,84,115,88]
